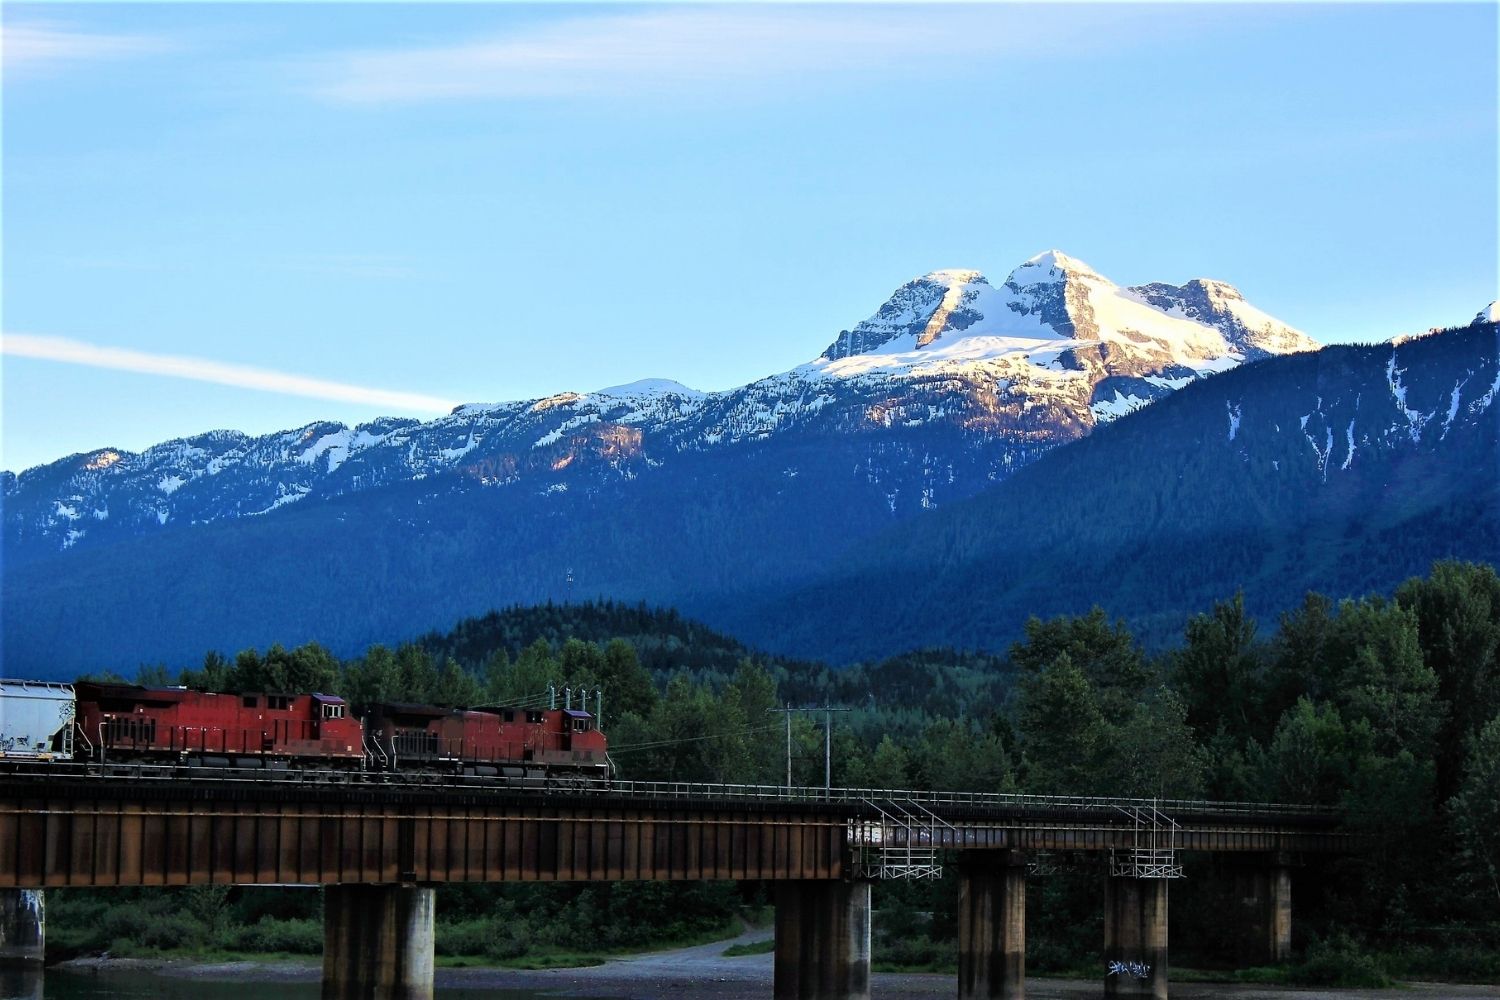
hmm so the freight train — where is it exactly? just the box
[0,679,609,781]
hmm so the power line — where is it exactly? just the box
[608,721,783,755]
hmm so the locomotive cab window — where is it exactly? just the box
[321,704,345,720]
[572,718,590,733]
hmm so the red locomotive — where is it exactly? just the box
[57,682,609,781]
[363,702,608,779]
[74,682,364,768]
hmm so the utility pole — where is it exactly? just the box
[768,703,793,788]
[767,702,852,795]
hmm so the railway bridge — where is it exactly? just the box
[0,765,1348,1000]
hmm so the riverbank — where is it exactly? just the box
[50,930,1500,1000]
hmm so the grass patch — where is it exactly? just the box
[445,951,609,970]
[86,945,320,966]
[440,917,749,971]
[872,959,956,974]
[1174,966,1295,985]
[722,939,774,957]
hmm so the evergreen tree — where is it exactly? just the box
[598,639,658,721]
[1010,608,1149,716]
[1015,652,1108,794]
[1448,714,1500,907]
[431,658,481,707]
[1396,561,1500,796]
[1173,593,1264,739]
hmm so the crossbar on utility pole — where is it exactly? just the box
[766,702,853,794]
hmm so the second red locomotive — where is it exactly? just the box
[364,702,608,779]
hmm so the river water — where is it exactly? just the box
[5,959,1498,1000]
[1,968,582,1000]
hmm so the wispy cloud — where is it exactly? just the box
[309,6,1161,105]
[4,333,458,414]
[2,20,175,75]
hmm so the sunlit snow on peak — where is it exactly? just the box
[1016,249,1100,279]
[919,269,986,286]
[593,378,705,399]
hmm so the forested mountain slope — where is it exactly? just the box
[716,320,1500,661]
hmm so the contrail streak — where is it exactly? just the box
[3,333,460,414]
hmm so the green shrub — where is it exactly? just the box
[226,917,323,954]
[1383,940,1500,981]
[484,924,532,962]
[873,933,953,972]
[722,939,774,957]
[1294,934,1392,988]
[436,919,496,957]
[132,914,207,952]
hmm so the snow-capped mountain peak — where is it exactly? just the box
[1476,301,1499,325]
[1013,248,1102,280]
[3,249,1326,561]
[810,250,1314,382]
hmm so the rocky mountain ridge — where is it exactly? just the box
[3,251,1316,562]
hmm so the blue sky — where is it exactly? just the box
[3,2,1496,473]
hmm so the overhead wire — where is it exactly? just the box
[607,721,785,755]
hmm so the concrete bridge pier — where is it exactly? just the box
[1103,876,1168,999]
[773,879,871,1000]
[0,890,44,965]
[957,850,1026,999]
[1234,853,1292,964]
[322,884,435,1000]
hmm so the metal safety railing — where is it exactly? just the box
[1108,801,1184,879]
[850,798,956,880]
[0,761,1340,823]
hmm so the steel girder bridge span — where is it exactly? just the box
[0,767,1346,999]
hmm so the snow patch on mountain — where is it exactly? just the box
[248,484,311,517]
[1441,378,1468,440]
[1092,391,1148,420]
[1387,350,1433,444]
[594,378,706,400]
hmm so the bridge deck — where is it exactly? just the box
[0,766,1349,888]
